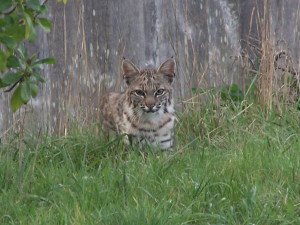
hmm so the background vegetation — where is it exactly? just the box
[0,0,55,112]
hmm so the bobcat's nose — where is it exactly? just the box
[145,97,156,111]
[147,103,155,110]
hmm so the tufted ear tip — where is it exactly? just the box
[157,57,176,84]
[122,58,140,85]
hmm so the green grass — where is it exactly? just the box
[0,102,299,224]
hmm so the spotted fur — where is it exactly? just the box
[100,57,176,151]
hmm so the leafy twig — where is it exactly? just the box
[3,81,20,93]
[3,5,17,15]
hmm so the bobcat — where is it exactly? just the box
[100,57,176,151]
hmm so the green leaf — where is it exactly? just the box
[39,5,48,15]
[4,14,14,26]
[5,24,26,42]
[29,54,37,64]
[23,12,36,42]
[0,79,5,87]
[17,45,28,60]
[27,0,41,11]
[0,18,7,27]
[29,29,37,42]
[0,72,22,87]
[0,34,17,49]
[30,83,38,98]
[32,72,46,83]
[0,50,7,73]
[0,0,13,13]
[0,81,10,88]
[38,18,52,32]
[33,57,56,65]
[32,63,43,70]
[11,85,24,112]
[7,55,21,68]
[20,81,31,103]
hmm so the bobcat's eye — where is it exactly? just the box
[155,89,165,96]
[135,89,145,96]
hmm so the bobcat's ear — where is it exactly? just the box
[122,58,140,85]
[157,57,176,84]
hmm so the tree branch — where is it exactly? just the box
[3,5,17,15]
[3,81,19,93]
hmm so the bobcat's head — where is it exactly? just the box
[122,57,175,114]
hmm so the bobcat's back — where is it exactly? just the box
[100,57,176,151]
[100,92,125,133]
